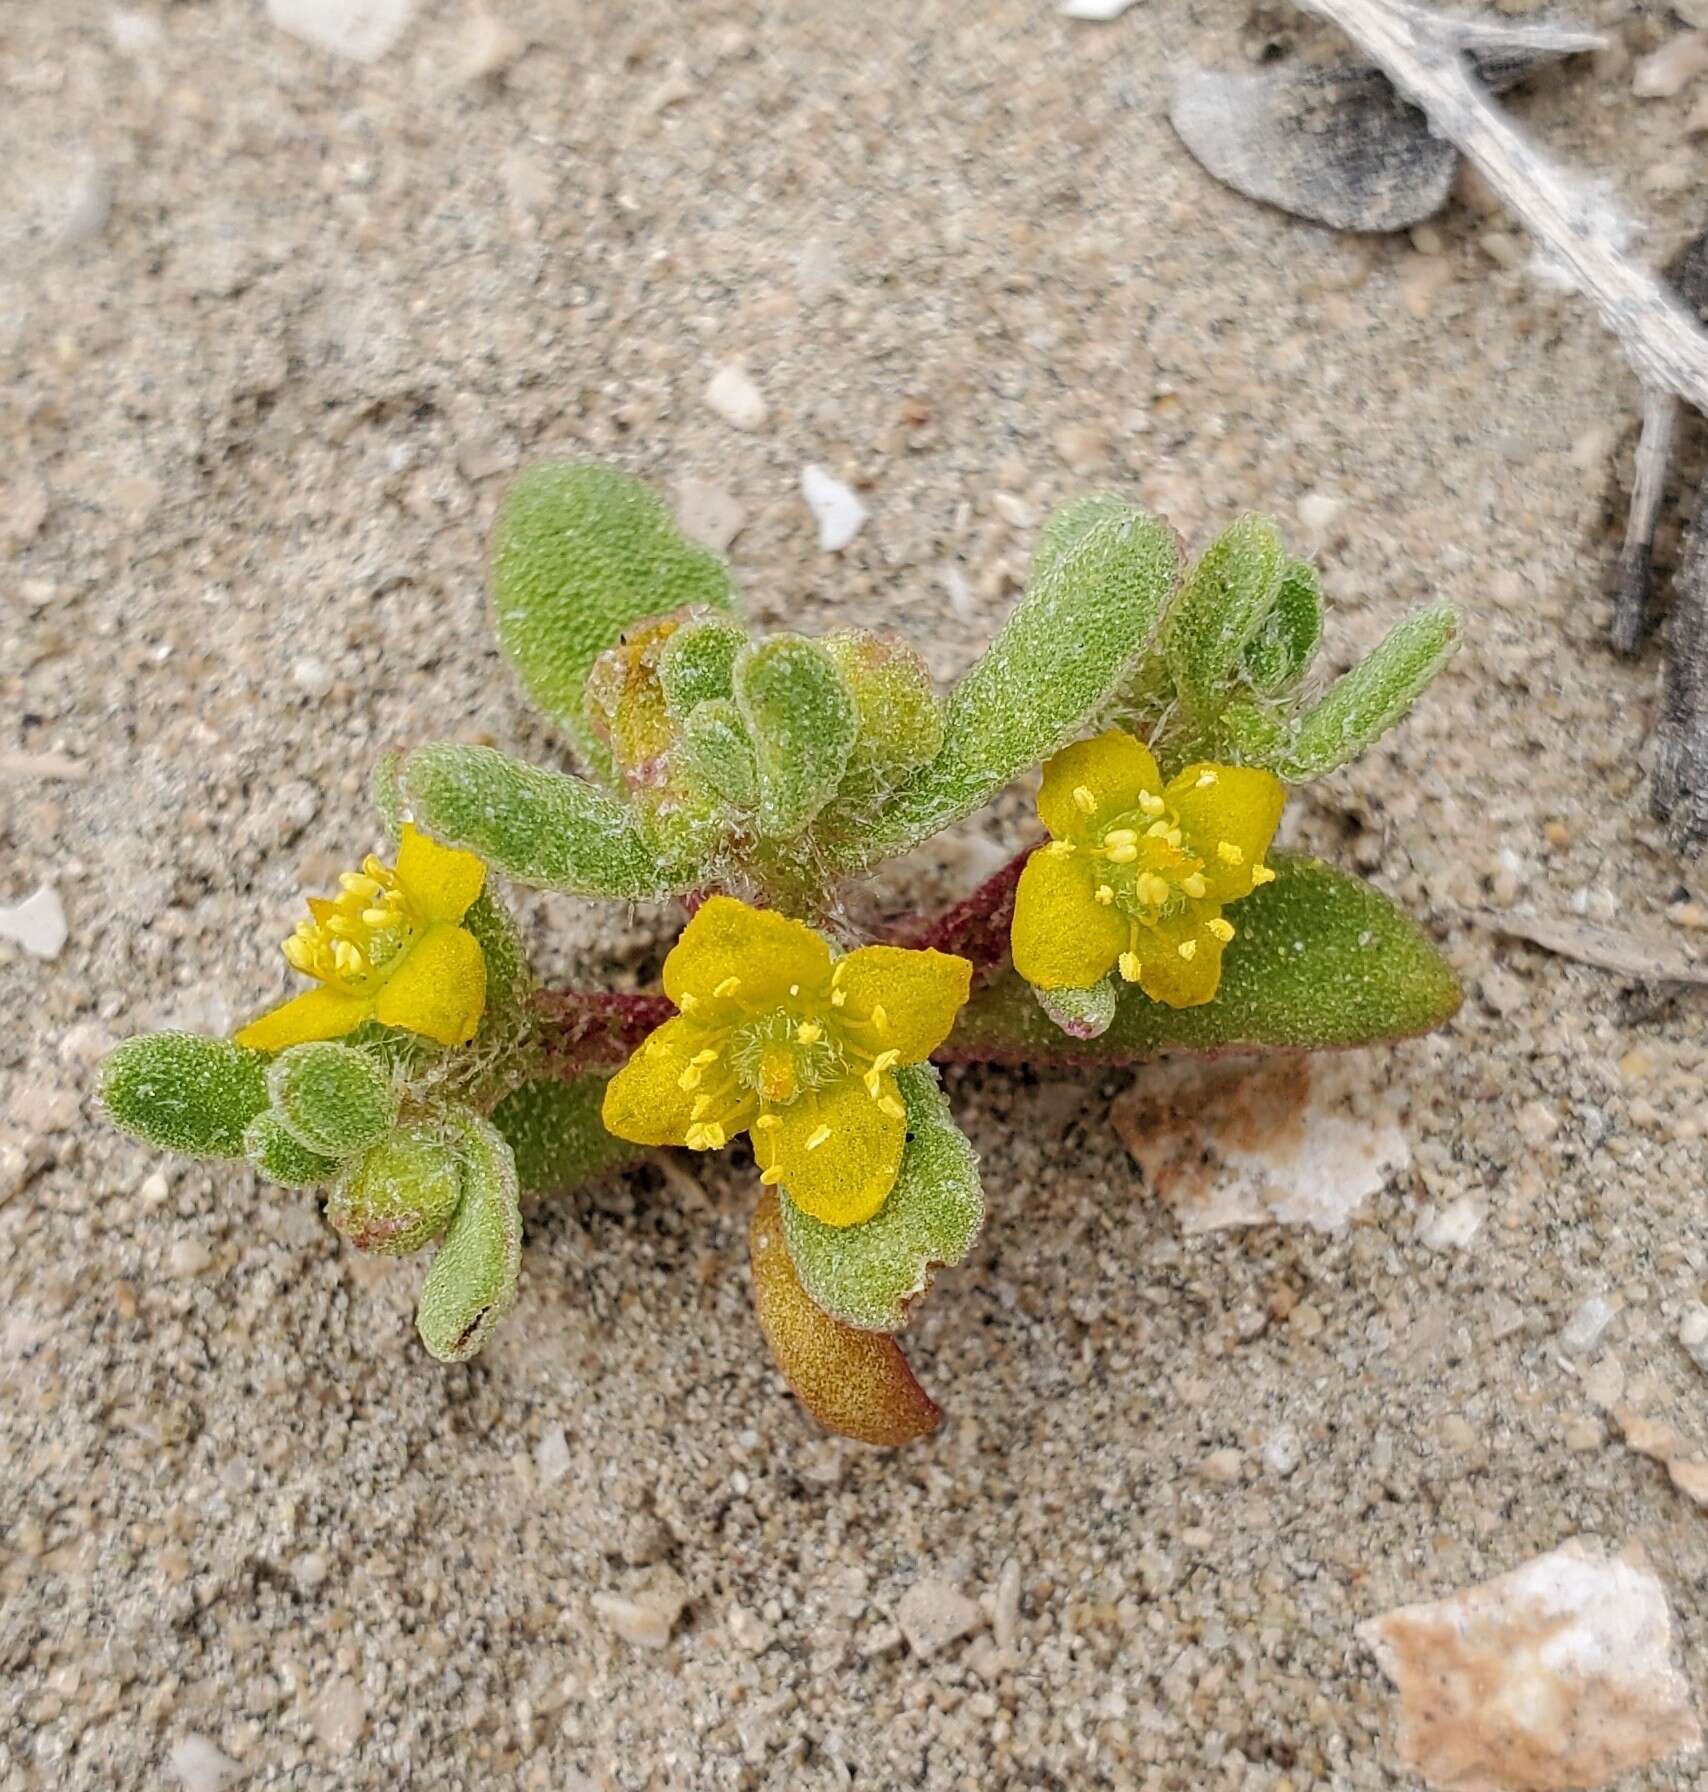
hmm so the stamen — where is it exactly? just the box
[1217,841,1244,866]
[1045,840,1076,859]
[327,916,363,941]
[1136,872,1170,909]
[692,1048,719,1066]
[690,1095,711,1119]
[830,988,847,1008]
[685,1121,726,1151]
[361,855,389,882]
[879,1096,906,1120]
[678,1065,703,1092]
[1118,951,1141,982]
[1250,864,1276,886]
[760,1166,785,1186]
[1105,843,1138,865]
[1146,820,1171,839]
[1094,884,1114,906]
[1206,918,1235,943]
[712,976,741,999]
[796,1021,823,1045]
[1177,939,1197,960]
[678,992,699,1013]
[282,937,315,972]
[333,940,365,976]
[340,872,382,897]
[361,908,399,929]
[805,1125,832,1151]
[754,1113,782,1131]
[1196,770,1217,788]
[1138,791,1165,818]
[1102,828,1138,849]
[871,1004,888,1033]
[1181,872,1208,900]
[789,984,800,997]
[1071,784,1097,815]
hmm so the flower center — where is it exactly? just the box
[282,855,417,995]
[1070,796,1210,925]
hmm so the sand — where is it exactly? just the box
[5,1,1708,1786]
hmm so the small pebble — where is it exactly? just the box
[1418,1196,1483,1250]
[1261,1426,1301,1477]
[1632,33,1708,99]
[169,1239,214,1278]
[1561,1295,1616,1356]
[675,478,746,554]
[992,492,1036,530]
[534,1424,571,1484]
[1297,490,1344,534]
[168,1737,245,1792]
[704,364,767,431]
[591,1567,688,1649]
[895,1575,981,1661]
[293,1551,328,1589]
[267,0,413,62]
[459,12,523,80]
[311,1677,365,1753]
[1199,1447,1244,1483]
[1060,0,1142,17]
[726,1604,771,1653]
[0,886,68,960]
[1677,1305,1708,1374]
[992,1557,1022,1651]
[291,657,334,700]
[800,464,868,552]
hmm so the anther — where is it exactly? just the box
[1094,884,1114,906]
[796,1021,823,1045]
[760,1166,785,1186]
[1181,872,1208,900]
[1196,770,1217,788]
[340,872,381,897]
[1072,785,1097,815]
[1177,939,1197,960]
[871,1004,888,1032]
[678,1065,703,1092]
[879,1096,906,1120]
[1106,843,1138,865]
[1216,841,1244,866]
[334,940,365,977]
[1102,828,1138,849]
[1206,918,1234,943]
[283,937,314,972]
[754,1113,782,1131]
[1146,819,1171,838]
[1045,840,1076,858]
[692,1049,719,1066]
[713,976,741,999]
[1118,951,1141,982]
[830,988,847,1008]
[361,908,398,929]
[789,984,800,997]
[1137,872,1170,909]
[1138,791,1165,818]
[805,1125,832,1151]
[1249,863,1276,885]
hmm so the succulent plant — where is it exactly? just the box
[100,461,1461,1445]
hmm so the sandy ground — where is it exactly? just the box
[6,1,1708,1787]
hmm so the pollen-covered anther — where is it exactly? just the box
[829,987,847,1007]
[1181,872,1208,900]
[1178,939,1198,960]
[1072,784,1097,814]
[1206,918,1235,943]
[754,1112,782,1131]
[712,976,741,999]
[1118,951,1141,981]
[678,1064,703,1092]
[1103,828,1138,849]
[1136,872,1170,909]
[1217,841,1244,866]
[1196,770,1218,788]
[878,1096,906,1120]
[685,1121,727,1151]
[805,1125,832,1151]
[1250,863,1276,885]
[1045,839,1076,859]
[1094,884,1115,906]
[796,1021,823,1045]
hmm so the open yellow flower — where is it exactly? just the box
[602,896,971,1227]
[1011,728,1284,1009]
[234,825,488,1052]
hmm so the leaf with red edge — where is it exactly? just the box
[748,1189,941,1447]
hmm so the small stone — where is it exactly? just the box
[1418,1196,1484,1251]
[1053,423,1107,471]
[895,1575,981,1661]
[796,237,843,305]
[674,478,746,554]
[293,1551,328,1589]
[9,1082,79,1133]
[704,363,767,432]
[267,0,413,62]
[291,657,334,700]
[169,1239,214,1278]
[0,886,68,960]
[311,1677,365,1753]
[992,1557,1022,1651]
[1479,967,1525,1015]
[1668,899,1708,930]
[726,1604,771,1653]
[800,464,868,552]
[140,1170,170,1206]
[1584,1353,1626,1411]
[1297,490,1344,534]
[1633,33,1708,98]
[459,13,523,80]
[591,1566,688,1649]
[860,1622,904,1659]
[1199,1447,1244,1483]
[1515,1100,1559,1145]
[1060,0,1142,16]
[1666,1459,1708,1507]
[992,492,1036,529]
[0,1139,32,1205]
[168,1736,245,1792]
[1262,1426,1302,1477]
[534,1424,571,1484]
[1562,1295,1616,1355]
[111,9,164,53]
[1678,1304,1708,1373]
[1564,1416,1605,1451]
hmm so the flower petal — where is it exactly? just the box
[1010,846,1127,991]
[1165,763,1285,902]
[373,922,487,1046]
[233,986,374,1052]
[1132,906,1226,1009]
[395,822,487,924]
[832,945,971,1064]
[600,1014,708,1147]
[755,1074,905,1227]
[1037,728,1161,841]
[662,894,832,1010]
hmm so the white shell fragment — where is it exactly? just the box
[1060,0,1143,18]
[704,363,768,432]
[267,0,414,64]
[800,463,868,552]
[0,886,68,960]
[1111,1052,1409,1234]
[1360,1542,1701,1791]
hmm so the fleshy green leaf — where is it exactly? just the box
[1036,977,1117,1040]
[950,853,1460,1063]
[491,462,737,780]
[658,616,749,718]
[1031,492,1132,582]
[734,635,859,839]
[490,1075,645,1194]
[848,504,1182,865]
[461,890,530,1018]
[1164,513,1286,723]
[416,1114,522,1363]
[372,750,405,843]
[266,1042,396,1157]
[1243,557,1322,696]
[675,698,759,809]
[749,1188,941,1446]
[101,1033,270,1159]
[780,1065,983,1333]
[245,1111,343,1188]
[401,743,672,900]
[823,629,944,797]
[328,1125,463,1254]
[1272,604,1460,782]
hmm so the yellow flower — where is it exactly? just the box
[601,896,971,1228]
[1011,728,1284,1009]
[234,825,488,1052]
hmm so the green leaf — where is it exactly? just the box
[823,629,944,795]
[1031,492,1132,582]
[267,1042,396,1158]
[734,635,859,839]
[779,1065,983,1334]
[101,1033,271,1159]
[491,462,738,780]
[1243,557,1322,696]
[416,1114,522,1363]
[674,698,759,809]
[1036,978,1117,1040]
[1272,604,1460,782]
[657,616,749,718]
[1164,513,1286,722]
[245,1111,343,1188]
[461,890,530,1018]
[371,750,405,843]
[401,743,672,900]
[489,1075,645,1194]
[950,853,1460,1063]
[328,1125,463,1254]
[850,503,1182,865]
